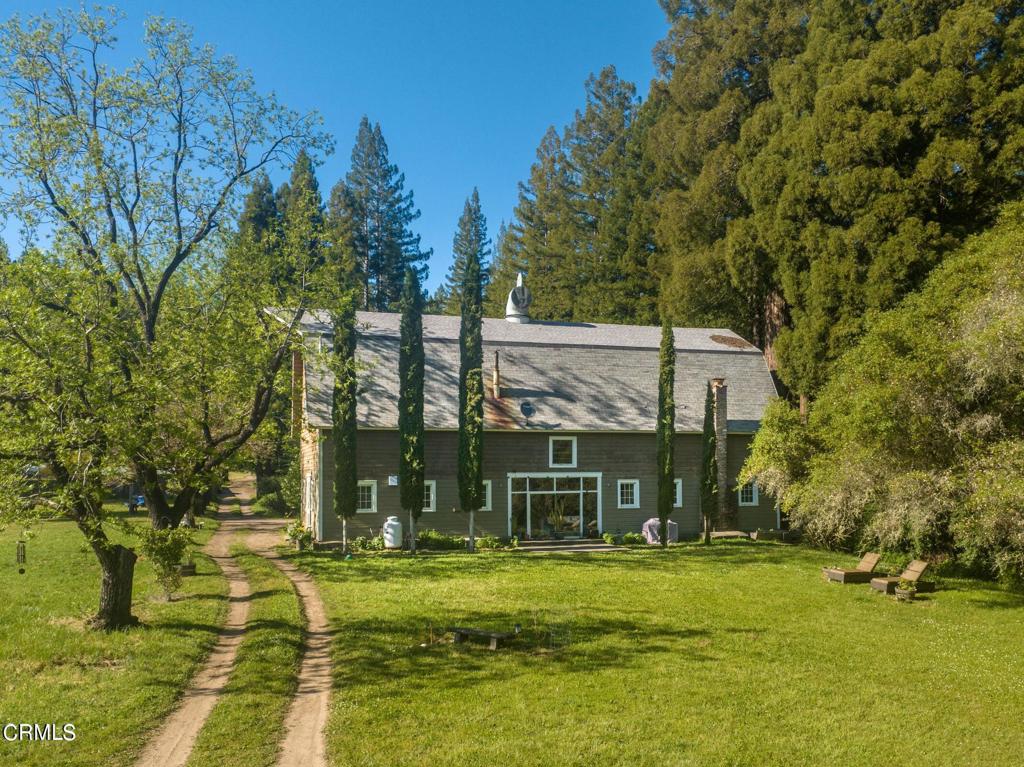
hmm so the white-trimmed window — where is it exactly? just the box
[423,480,436,512]
[481,480,492,511]
[738,480,759,507]
[549,436,577,468]
[356,480,377,513]
[674,478,683,508]
[618,479,640,509]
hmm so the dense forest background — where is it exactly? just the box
[246,0,1024,577]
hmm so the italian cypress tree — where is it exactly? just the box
[656,318,676,548]
[700,381,718,545]
[333,116,431,311]
[456,193,486,553]
[398,268,425,553]
[333,301,358,551]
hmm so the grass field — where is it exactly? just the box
[0,512,227,767]
[290,542,1024,767]
[186,546,304,767]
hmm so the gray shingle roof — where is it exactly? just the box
[301,311,777,433]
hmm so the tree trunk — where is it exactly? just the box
[91,544,138,630]
[342,516,348,553]
[409,513,417,554]
[468,510,476,553]
[799,393,809,423]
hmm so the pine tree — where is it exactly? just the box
[502,67,657,324]
[398,268,425,553]
[700,382,718,545]
[656,318,675,548]
[651,0,807,352]
[482,222,521,317]
[438,188,490,315]
[457,193,486,553]
[333,301,358,550]
[333,116,431,311]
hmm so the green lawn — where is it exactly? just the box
[0,513,228,767]
[186,546,304,767]
[289,542,1024,767]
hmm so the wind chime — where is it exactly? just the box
[16,540,26,575]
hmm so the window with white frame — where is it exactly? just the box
[549,436,577,468]
[618,479,640,509]
[356,480,377,513]
[481,480,492,511]
[674,478,683,508]
[423,480,436,512]
[738,480,759,507]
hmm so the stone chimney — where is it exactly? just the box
[505,272,532,323]
[492,351,502,399]
[711,378,732,528]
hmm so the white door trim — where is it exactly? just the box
[506,471,603,538]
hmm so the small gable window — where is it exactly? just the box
[738,481,759,507]
[549,436,577,468]
[618,479,640,509]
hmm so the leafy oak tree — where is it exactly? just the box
[0,10,329,627]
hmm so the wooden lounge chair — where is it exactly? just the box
[823,552,881,584]
[870,559,936,594]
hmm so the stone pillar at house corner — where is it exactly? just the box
[711,378,733,529]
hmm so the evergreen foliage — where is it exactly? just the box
[700,382,718,545]
[502,67,660,324]
[333,300,359,534]
[656,319,676,548]
[437,188,491,315]
[332,116,431,311]
[456,194,486,552]
[742,202,1024,580]
[398,268,426,553]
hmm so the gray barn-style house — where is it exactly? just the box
[293,279,778,544]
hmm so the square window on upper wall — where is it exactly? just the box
[549,436,577,468]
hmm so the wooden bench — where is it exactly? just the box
[448,626,513,650]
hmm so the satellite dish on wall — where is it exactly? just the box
[505,272,532,323]
[520,401,535,418]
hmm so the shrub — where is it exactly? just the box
[417,528,465,550]
[476,535,502,550]
[602,532,618,545]
[284,521,312,548]
[622,532,646,545]
[133,525,193,600]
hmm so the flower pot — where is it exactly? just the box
[294,539,307,551]
[895,587,916,602]
[177,563,197,577]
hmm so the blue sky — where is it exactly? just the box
[1,1,666,291]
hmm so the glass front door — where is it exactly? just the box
[508,474,601,539]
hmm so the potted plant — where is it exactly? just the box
[895,578,917,602]
[285,521,313,551]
